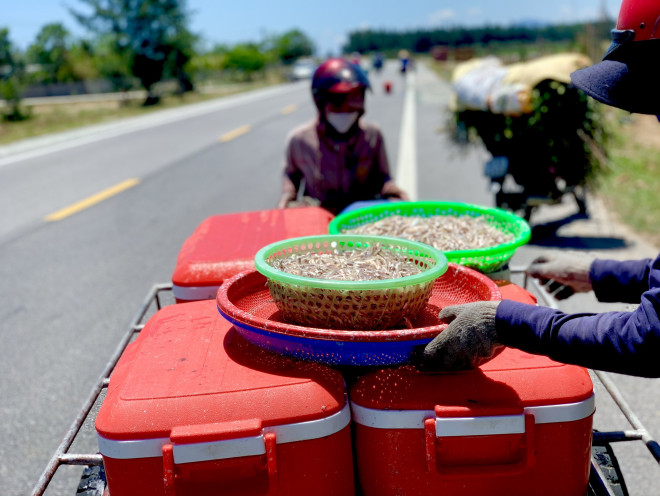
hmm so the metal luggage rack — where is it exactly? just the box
[32,283,175,496]
[32,274,660,495]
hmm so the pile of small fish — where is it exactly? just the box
[346,215,513,251]
[269,243,423,281]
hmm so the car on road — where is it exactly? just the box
[288,58,318,81]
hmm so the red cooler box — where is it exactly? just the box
[171,207,334,302]
[350,349,594,496]
[96,300,354,496]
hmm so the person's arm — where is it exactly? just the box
[278,175,298,209]
[590,258,653,303]
[527,252,652,303]
[422,254,660,377]
[372,128,409,200]
[278,134,304,209]
[497,271,660,377]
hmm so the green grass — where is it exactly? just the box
[0,79,278,146]
[597,115,660,246]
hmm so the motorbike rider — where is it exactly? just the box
[278,57,408,214]
[372,52,384,72]
[398,49,411,73]
[419,0,660,378]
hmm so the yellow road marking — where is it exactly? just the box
[219,125,251,142]
[281,104,298,115]
[45,178,140,222]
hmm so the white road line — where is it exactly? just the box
[396,72,418,200]
[0,82,308,168]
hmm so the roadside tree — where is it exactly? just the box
[0,28,28,121]
[67,40,101,82]
[90,34,133,92]
[223,43,267,81]
[71,0,196,105]
[26,23,77,84]
[270,29,315,65]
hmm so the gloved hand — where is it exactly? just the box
[526,252,594,300]
[418,301,503,371]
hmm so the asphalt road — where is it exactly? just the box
[1,60,659,495]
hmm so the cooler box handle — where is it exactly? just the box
[162,419,278,496]
[159,402,351,495]
[425,413,536,477]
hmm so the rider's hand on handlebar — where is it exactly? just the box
[277,193,296,209]
[380,180,409,201]
[526,252,595,300]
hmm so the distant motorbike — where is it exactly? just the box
[454,79,602,222]
[398,49,411,74]
[450,55,606,223]
[372,53,384,73]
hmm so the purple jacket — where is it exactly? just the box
[497,253,660,377]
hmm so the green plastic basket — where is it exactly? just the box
[328,201,531,273]
[254,234,448,330]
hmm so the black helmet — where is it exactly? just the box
[311,57,371,111]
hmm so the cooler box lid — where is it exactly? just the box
[96,300,347,453]
[171,208,334,300]
[350,348,593,420]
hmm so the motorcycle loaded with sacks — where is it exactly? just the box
[450,53,608,222]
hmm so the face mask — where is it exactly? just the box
[326,111,359,134]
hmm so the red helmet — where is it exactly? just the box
[602,0,660,58]
[571,0,660,114]
[311,58,370,111]
[616,0,660,40]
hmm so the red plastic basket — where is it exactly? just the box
[216,264,501,366]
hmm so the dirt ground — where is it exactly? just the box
[600,113,660,248]
[626,113,660,150]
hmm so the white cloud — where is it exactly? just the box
[558,5,574,20]
[557,4,599,22]
[467,7,483,18]
[428,9,456,25]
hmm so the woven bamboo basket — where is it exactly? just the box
[254,235,448,330]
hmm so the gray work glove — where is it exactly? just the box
[418,301,503,371]
[526,252,594,300]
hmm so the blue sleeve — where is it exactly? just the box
[590,258,652,303]
[495,253,660,377]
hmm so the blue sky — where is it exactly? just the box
[4,0,620,55]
